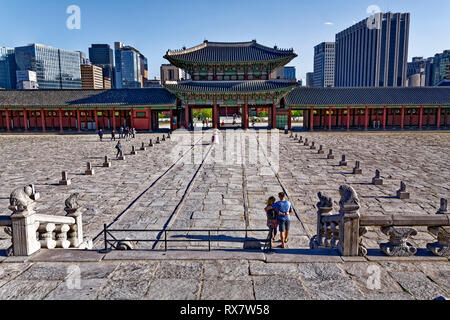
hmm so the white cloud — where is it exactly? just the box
[324,22,334,26]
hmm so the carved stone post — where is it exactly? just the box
[131,146,137,155]
[310,192,333,249]
[327,149,334,159]
[380,227,417,256]
[427,226,450,257]
[310,142,316,150]
[372,169,383,185]
[140,142,147,151]
[318,145,324,154]
[304,138,309,146]
[85,162,95,175]
[162,135,166,142]
[437,198,448,214]
[339,155,347,166]
[103,156,111,168]
[298,136,303,143]
[156,137,160,144]
[294,134,298,140]
[118,150,125,160]
[397,181,410,199]
[59,171,71,185]
[337,185,361,256]
[353,161,362,174]
[64,193,84,248]
[149,139,153,147]
[9,185,41,256]
[167,133,171,139]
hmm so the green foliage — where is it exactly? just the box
[258,111,268,117]
[291,110,303,117]
[193,109,212,120]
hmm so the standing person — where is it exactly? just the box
[119,127,124,139]
[111,130,116,141]
[265,196,278,241]
[124,127,129,141]
[115,141,122,158]
[272,192,293,249]
[132,128,136,138]
[98,129,103,142]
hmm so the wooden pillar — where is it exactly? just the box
[364,106,369,130]
[243,102,249,129]
[213,103,218,129]
[148,108,152,131]
[436,106,441,129]
[400,106,405,130]
[382,106,386,130]
[185,103,189,129]
[272,102,277,129]
[288,107,292,130]
[23,109,28,131]
[58,109,63,132]
[112,110,116,131]
[94,109,99,130]
[169,107,173,131]
[419,106,423,129]
[76,109,81,132]
[5,109,10,132]
[40,109,46,132]
[328,107,332,131]
[346,107,350,131]
[310,107,314,131]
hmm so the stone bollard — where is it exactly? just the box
[290,132,293,138]
[339,155,347,166]
[64,193,88,249]
[310,192,334,249]
[437,198,448,214]
[299,136,303,143]
[327,149,334,159]
[149,139,153,147]
[156,137,160,144]
[118,150,125,160]
[294,134,298,140]
[162,135,166,142]
[59,171,71,185]
[304,138,309,146]
[310,141,316,150]
[396,181,410,199]
[167,133,171,139]
[140,142,147,151]
[372,169,383,185]
[337,185,361,256]
[318,145,324,154]
[353,161,362,174]
[103,156,111,168]
[85,162,95,175]
[131,146,138,155]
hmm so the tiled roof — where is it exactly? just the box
[165,40,297,63]
[165,80,297,93]
[0,88,176,107]
[285,87,450,106]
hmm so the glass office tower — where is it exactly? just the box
[89,44,115,87]
[15,44,81,89]
[0,47,16,89]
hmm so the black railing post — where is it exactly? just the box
[103,224,108,251]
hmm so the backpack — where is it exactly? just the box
[267,208,277,220]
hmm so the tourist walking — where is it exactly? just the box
[119,127,124,139]
[98,129,103,142]
[115,141,122,158]
[265,196,278,241]
[124,127,130,141]
[272,192,293,248]
[111,130,116,141]
[132,127,136,138]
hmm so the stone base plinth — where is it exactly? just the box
[372,178,383,185]
[397,191,410,199]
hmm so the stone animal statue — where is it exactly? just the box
[338,185,360,212]
[317,192,333,208]
[65,193,80,211]
[9,185,37,213]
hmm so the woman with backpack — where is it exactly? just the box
[265,196,278,242]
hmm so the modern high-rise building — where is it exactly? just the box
[81,64,104,89]
[407,57,426,87]
[89,44,115,88]
[16,70,38,89]
[284,66,296,81]
[313,42,335,87]
[306,72,314,87]
[431,50,450,86]
[335,12,410,87]
[14,44,82,89]
[114,42,148,88]
[0,47,16,89]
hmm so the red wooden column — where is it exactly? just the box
[400,106,405,130]
[436,106,441,129]
[185,103,190,129]
[382,106,387,130]
[76,109,81,132]
[310,107,314,131]
[58,109,63,132]
[328,107,332,131]
[243,102,249,129]
[112,109,117,131]
[40,109,46,132]
[148,108,153,131]
[169,107,173,131]
[23,109,28,132]
[364,106,369,130]
[130,109,134,128]
[346,107,350,131]
[419,106,423,129]
[5,109,10,132]
[213,103,218,129]
[288,107,292,130]
[94,109,99,130]
[272,102,277,129]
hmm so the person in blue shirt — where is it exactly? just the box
[272,192,293,248]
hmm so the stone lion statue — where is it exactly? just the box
[9,185,38,213]
[338,185,360,212]
[317,192,332,208]
[65,193,80,210]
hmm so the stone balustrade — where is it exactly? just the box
[310,185,450,257]
[1,185,92,256]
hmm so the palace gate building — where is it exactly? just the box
[1,40,450,132]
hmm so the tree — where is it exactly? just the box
[258,111,268,118]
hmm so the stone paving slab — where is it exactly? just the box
[102,250,266,261]
[29,249,106,262]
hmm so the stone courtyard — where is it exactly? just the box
[0,130,449,300]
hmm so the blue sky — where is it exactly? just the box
[0,0,449,82]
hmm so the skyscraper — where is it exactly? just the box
[89,44,115,88]
[313,42,335,87]
[114,42,148,88]
[0,47,16,89]
[306,72,314,87]
[14,44,81,89]
[431,50,450,86]
[335,12,410,87]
